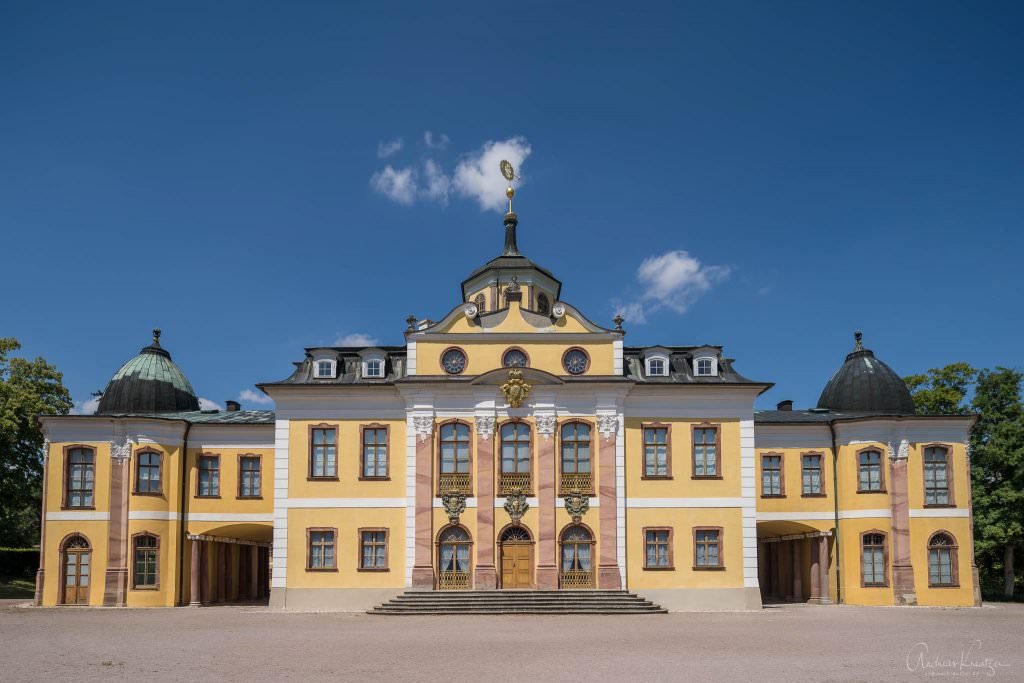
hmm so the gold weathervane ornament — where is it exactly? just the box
[499,159,517,214]
[500,368,532,408]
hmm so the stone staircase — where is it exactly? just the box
[369,590,666,615]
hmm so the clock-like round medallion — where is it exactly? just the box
[502,348,528,368]
[441,348,467,375]
[562,348,589,375]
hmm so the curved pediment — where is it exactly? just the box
[469,366,565,386]
[411,300,617,338]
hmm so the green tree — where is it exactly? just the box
[970,367,1024,598]
[0,338,72,547]
[904,362,977,414]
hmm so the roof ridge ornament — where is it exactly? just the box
[499,160,521,256]
[152,328,162,347]
[853,330,864,352]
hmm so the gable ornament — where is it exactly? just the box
[563,489,590,523]
[442,491,467,525]
[500,369,532,409]
[503,487,529,526]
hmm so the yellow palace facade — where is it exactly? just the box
[35,204,980,611]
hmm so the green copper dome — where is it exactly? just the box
[96,330,200,414]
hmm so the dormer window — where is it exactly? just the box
[695,357,716,377]
[365,358,384,378]
[646,356,669,377]
[314,359,336,379]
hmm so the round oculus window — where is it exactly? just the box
[441,348,467,375]
[562,348,589,375]
[502,348,528,368]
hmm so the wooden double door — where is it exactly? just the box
[62,548,91,605]
[500,543,532,589]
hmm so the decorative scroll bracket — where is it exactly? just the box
[535,414,556,440]
[503,488,529,526]
[413,415,434,443]
[597,413,619,441]
[475,415,496,441]
[562,489,590,523]
[442,491,467,525]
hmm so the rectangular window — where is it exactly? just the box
[761,454,783,496]
[239,456,261,498]
[360,529,388,570]
[197,455,220,497]
[644,529,672,569]
[135,451,161,494]
[694,528,722,568]
[308,529,336,570]
[362,426,388,479]
[862,533,887,586]
[643,426,669,478]
[132,535,158,588]
[858,450,884,492]
[65,447,95,508]
[310,427,338,479]
[647,358,666,376]
[923,447,950,506]
[315,360,334,378]
[692,426,718,478]
[802,454,823,496]
[365,359,384,378]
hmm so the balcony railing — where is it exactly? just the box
[559,569,594,589]
[438,570,470,590]
[559,472,593,495]
[438,472,471,495]
[499,472,532,495]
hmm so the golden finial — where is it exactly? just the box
[500,159,516,214]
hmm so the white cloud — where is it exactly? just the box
[333,332,379,346]
[424,131,450,149]
[370,165,417,205]
[453,136,532,212]
[377,137,403,158]
[198,397,222,411]
[614,250,731,324]
[421,159,450,203]
[238,388,274,406]
[71,395,100,415]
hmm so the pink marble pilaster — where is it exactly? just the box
[535,427,558,590]
[597,426,622,590]
[474,424,497,589]
[103,452,130,606]
[411,425,436,589]
[889,454,917,605]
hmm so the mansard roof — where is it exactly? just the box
[622,345,768,387]
[264,345,408,386]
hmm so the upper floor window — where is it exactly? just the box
[307,529,336,570]
[314,359,336,379]
[361,425,388,479]
[560,422,592,475]
[802,453,823,496]
[761,454,783,496]
[537,293,550,315]
[474,293,486,314]
[646,356,668,377]
[364,358,384,378]
[928,532,958,587]
[694,357,716,376]
[360,529,388,570]
[197,455,220,497]
[239,455,261,498]
[310,426,338,479]
[692,425,719,478]
[923,446,951,506]
[861,532,887,586]
[643,425,670,478]
[500,422,531,475]
[644,528,672,569]
[441,347,467,375]
[132,534,159,589]
[439,422,471,474]
[694,528,722,569]
[135,451,161,495]
[65,447,95,508]
[562,348,589,375]
[857,450,884,492]
[502,348,528,368]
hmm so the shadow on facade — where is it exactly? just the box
[757,521,833,605]
[185,524,271,606]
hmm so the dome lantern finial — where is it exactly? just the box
[499,159,521,256]
[853,330,863,351]
[152,328,162,346]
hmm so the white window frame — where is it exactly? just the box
[364,358,385,378]
[314,359,337,379]
[694,356,717,377]
[645,355,669,377]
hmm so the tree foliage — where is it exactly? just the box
[904,362,977,415]
[0,338,72,547]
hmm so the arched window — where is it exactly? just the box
[61,534,91,605]
[928,532,958,587]
[861,531,888,587]
[559,525,594,588]
[924,446,951,506]
[474,293,486,314]
[560,422,592,494]
[499,422,531,494]
[64,447,95,508]
[132,534,159,589]
[537,293,550,315]
[438,422,471,494]
[438,526,472,590]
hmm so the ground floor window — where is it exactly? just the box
[861,531,887,586]
[307,529,336,570]
[694,528,722,569]
[559,525,594,588]
[644,528,672,569]
[360,529,388,570]
[928,532,958,587]
[438,526,471,589]
[132,534,159,588]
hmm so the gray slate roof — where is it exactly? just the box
[83,410,275,424]
[97,333,200,414]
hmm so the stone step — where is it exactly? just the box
[369,590,666,615]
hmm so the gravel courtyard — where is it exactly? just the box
[0,601,1020,682]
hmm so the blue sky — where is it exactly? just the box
[2,2,1021,413]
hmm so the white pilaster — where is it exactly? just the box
[271,419,290,589]
[740,417,759,589]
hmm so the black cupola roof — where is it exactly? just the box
[96,329,200,414]
[816,331,915,415]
